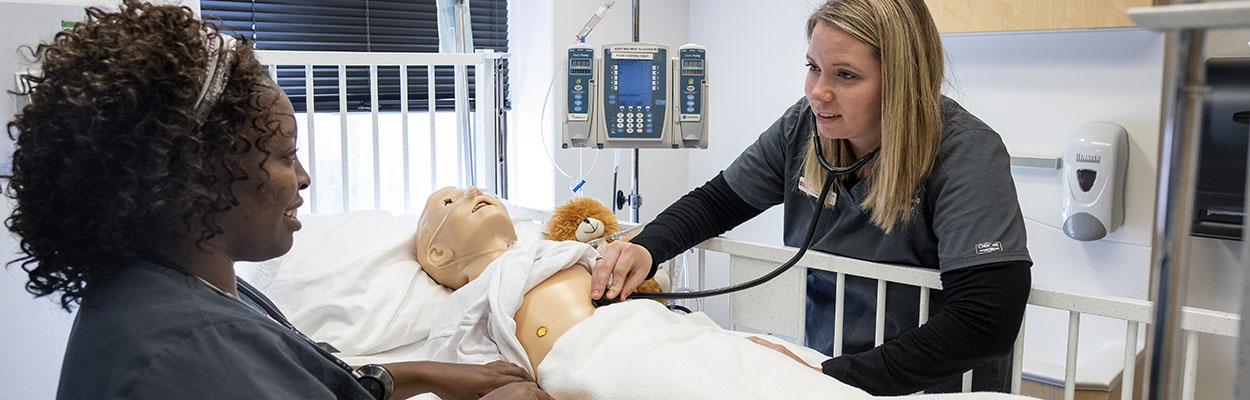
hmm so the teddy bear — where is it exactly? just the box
[543,196,670,299]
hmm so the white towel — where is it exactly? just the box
[424,240,599,378]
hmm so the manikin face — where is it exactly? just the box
[804,23,883,151]
[415,186,517,289]
[217,83,311,262]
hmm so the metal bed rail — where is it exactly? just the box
[687,236,1239,399]
[253,50,509,215]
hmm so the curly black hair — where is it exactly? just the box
[6,0,285,310]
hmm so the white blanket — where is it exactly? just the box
[539,300,1035,400]
[425,240,600,378]
[538,300,873,399]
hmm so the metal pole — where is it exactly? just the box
[628,0,642,223]
[1239,63,1250,399]
[631,148,641,222]
[1144,27,1207,400]
[1240,117,1250,399]
[495,57,509,199]
[632,0,640,42]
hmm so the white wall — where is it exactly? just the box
[505,0,555,209]
[683,0,816,326]
[943,27,1166,389]
[1,2,198,398]
[0,199,71,400]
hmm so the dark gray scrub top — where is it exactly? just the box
[57,260,373,399]
[723,96,1032,352]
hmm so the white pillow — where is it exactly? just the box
[234,204,548,363]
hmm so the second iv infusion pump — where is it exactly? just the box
[562,42,708,149]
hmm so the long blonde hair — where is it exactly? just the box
[801,0,944,234]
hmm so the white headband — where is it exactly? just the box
[193,29,238,124]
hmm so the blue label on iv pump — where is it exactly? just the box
[567,47,594,115]
[679,48,705,116]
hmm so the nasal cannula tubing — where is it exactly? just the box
[422,188,516,271]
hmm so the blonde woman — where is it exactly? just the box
[589,0,1030,395]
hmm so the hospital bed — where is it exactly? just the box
[243,49,1241,400]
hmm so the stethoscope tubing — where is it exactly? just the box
[630,135,879,301]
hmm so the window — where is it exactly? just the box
[201,0,509,112]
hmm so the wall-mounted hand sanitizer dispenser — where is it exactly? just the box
[1061,122,1129,241]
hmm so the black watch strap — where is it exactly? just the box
[354,364,394,400]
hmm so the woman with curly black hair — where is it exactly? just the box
[7,2,550,399]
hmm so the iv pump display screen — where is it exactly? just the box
[617,59,651,106]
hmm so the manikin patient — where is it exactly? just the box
[413,185,596,372]
[414,186,1033,400]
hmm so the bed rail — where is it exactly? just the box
[253,50,508,215]
[687,236,1239,399]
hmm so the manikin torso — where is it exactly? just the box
[513,266,596,372]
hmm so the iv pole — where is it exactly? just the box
[621,0,643,224]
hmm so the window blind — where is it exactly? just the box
[201,0,508,112]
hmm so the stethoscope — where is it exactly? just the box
[236,279,393,399]
[628,134,879,301]
[233,278,356,370]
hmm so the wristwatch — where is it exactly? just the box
[354,364,394,400]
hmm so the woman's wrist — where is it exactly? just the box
[380,361,441,400]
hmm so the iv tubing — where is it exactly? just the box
[576,0,617,42]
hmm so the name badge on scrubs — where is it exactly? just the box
[798,176,837,207]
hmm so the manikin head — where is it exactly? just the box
[414,186,517,289]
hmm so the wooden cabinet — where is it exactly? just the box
[924,0,1162,33]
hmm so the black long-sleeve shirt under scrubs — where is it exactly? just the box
[631,96,1032,396]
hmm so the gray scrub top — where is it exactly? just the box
[724,96,1031,273]
[723,96,1032,353]
[57,260,373,399]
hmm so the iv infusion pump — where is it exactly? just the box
[562,42,708,149]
